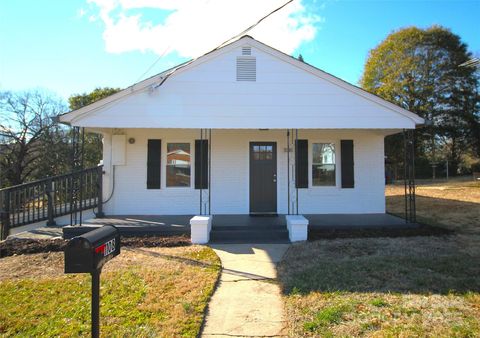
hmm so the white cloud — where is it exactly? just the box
[77,8,87,18]
[85,0,322,58]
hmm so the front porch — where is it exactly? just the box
[62,213,411,242]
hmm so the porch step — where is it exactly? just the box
[209,226,290,244]
[213,224,286,231]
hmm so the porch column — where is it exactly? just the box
[191,128,212,244]
[198,128,211,216]
[295,129,299,215]
[286,129,308,241]
[403,129,416,223]
[69,126,85,226]
[287,129,299,215]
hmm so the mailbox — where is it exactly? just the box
[65,225,120,274]
[64,225,121,338]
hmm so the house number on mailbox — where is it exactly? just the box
[95,238,116,257]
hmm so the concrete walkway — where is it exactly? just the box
[202,244,290,338]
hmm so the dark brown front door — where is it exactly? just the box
[250,142,277,214]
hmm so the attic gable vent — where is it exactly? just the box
[236,56,256,81]
[242,46,251,55]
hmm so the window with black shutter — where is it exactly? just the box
[147,139,161,189]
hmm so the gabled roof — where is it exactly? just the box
[60,35,424,128]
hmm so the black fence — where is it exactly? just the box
[0,166,103,240]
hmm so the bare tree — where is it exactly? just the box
[0,90,66,187]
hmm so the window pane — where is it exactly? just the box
[252,144,274,161]
[312,143,335,186]
[167,143,191,187]
[313,143,335,164]
[312,164,335,186]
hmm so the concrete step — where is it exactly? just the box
[213,224,286,231]
[210,227,290,244]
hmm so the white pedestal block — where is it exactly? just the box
[190,215,212,244]
[286,215,309,242]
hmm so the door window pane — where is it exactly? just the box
[167,143,191,187]
[252,144,273,161]
[312,143,335,186]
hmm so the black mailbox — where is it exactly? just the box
[65,225,120,274]
[64,225,121,338]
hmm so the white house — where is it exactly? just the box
[59,36,423,243]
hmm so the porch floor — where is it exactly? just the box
[63,215,193,239]
[60,213,412,240]
[80,213,409,228]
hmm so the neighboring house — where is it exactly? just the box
[59,36,424,241]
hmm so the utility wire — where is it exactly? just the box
[136,0,294,84]
[215,0,294,50]
[152,0,295,89]
[70,0,295,121]
[134,44,172,83]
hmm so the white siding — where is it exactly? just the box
[73,43,419,129]
[102,129,385,215]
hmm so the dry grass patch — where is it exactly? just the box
[281,180,480,337]
[0,246,220,337]
[386,180,480,234]
[279,236,480,337]
[286,291,479,337]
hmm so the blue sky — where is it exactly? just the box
[1,0,479,100]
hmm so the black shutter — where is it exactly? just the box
[295,139,308,188]
[147,139,161,189]
[341,140,354,188]
[195,139,208,189]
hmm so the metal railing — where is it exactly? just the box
[0,166,103,239]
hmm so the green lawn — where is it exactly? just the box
[0,246,220,337]
[278,180,480,337]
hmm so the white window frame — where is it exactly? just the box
[308,139,341,189]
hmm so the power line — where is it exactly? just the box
[152,0,295,89]
[215,0,294,50]
[68,0,295,122]
[135,0,294,84]
[134,44,172,83]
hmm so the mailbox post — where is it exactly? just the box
[65,225,120,338]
